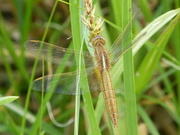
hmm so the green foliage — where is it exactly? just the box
[0,96,19,105]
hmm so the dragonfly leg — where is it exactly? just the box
[88,44,94,48]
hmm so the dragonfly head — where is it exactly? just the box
[92,35,106,47]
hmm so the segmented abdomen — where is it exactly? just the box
[101,70,118,126]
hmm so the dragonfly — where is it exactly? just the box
[25,13,146,127]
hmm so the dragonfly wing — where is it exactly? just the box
[109,12,137,58]
[111,31,147,65]
[25,40,96,68]
[31,68,102,95]
[109,11,146,65]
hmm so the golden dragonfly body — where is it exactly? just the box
[92,35,118,126]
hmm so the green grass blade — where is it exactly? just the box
[122,1,138,135]
[135,11,180,94]
[133,9,180,54]
[69,0,101,134]
[69,0,81,134]
[0,96,19,105]
[111,0,123,27]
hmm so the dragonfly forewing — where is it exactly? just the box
[110,31,147,65]
[25,40,96,69]
[108,11,146,65]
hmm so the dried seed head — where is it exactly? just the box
[82,0,104,41]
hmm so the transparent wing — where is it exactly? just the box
[111,31,147,65]
[31,68,102,95]
[25,40,96,68]
[109,11,146,65]
[109,12,137,56]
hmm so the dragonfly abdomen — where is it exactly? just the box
[93,35,118,126]
[101,70,118,127]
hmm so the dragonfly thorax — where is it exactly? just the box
[92,35,106,47]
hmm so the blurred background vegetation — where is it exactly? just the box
[0,0,180,135]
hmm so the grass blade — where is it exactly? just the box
[0,96,19,105]
[135,11,180,94]
[122,1,138,135]
[69,0,81,134]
